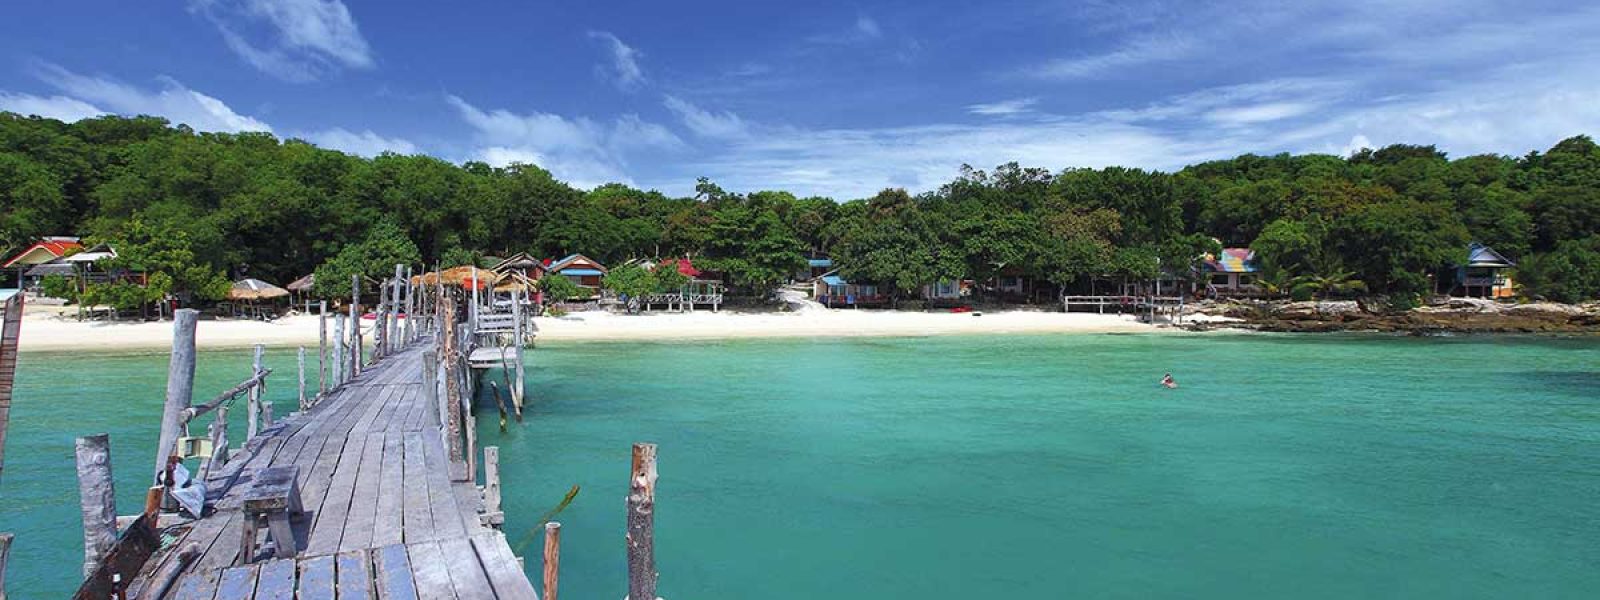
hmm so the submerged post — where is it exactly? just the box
[543,522,561,600]
[75,434,116,578]
[154,310,198,482]
[627,443,658,600]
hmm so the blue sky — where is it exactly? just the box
[2,0,1598,198]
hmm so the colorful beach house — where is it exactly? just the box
[1201,248,1261,296]
[811,269,885,308]
[1453,243,1516,299]
[3,236,82,289]
[638,258,725,311]
[921,280,970,305]
[548,253,607,299]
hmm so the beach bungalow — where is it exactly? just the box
[796,254,834,282]
[492,252,547,282]
[1201,248,1261,296]
[548,253,607,299]
[1453,243,1516,299]
[811,269,885,308]
[3,236,82,289]
[921,280,970,306]
[638,258,725,311]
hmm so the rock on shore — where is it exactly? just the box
[1191,298,1600,334]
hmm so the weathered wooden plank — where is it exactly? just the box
[437,536,497,600]
[422,432,469,540]
[335,549,374,600]
[371,433,406,548]
[400,434,435,542]
[338,431,387,553]
[297,554,337,600]
[305,433,369,555]
[254,558,297,600]
[212,564,259,600]
[404,541,458,599]
[169,568,220,600]
[372,543,419,600]
[471,533,539,600]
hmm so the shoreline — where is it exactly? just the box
[15,309,1215,352]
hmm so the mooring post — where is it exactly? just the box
[403,265,414,344]
[297,346,307,409]
[442,303,463,466]
[333,314,347,389]
[511,287,526,418]
[375,283,388,361]
[154,310,198,483]
[317,302,328,400]
[422,350,440,429]
[392,264,404,351]
[204,404,229,478]
[75,434,116,578]
[543,522,561,600]
[482,446,502,526]
[0,532,12,600]
[627,443,658,600]
[247,344,264,437]
[350,274,362,376]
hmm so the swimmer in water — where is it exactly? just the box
[1160,373,1177,389]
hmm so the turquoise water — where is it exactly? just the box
[3,333,1598,597]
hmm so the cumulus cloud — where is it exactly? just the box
[301,127,417,156]
[0,92,107,122]
[9,64,273,132]
[447,94,682,189]
[662,95,749,140]
[191,0,374,82]
[588,31,645,90]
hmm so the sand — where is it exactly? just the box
[15,304,1230,352]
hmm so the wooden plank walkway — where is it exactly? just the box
[140,341,538,599]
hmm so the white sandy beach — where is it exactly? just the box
[15,306,1223,352]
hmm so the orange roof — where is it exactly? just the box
[3,237,83,268]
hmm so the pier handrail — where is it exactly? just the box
[181,368,273,424]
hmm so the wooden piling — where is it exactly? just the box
[442,302,463,466]
[392,264,405,351]
[422,350,440,429]
[543,522,561,600]
[142,486,162,525]
[317,302,328,400]
[351,274,362,376]
[627,443,658,600]
[75,434,117,577]
[0,292,23,483]
[511,288,525,418]
[247,344,264,437]
[333,314,347,389]
[297,346,307,409]
[0,532,11,600]
[482,446,502,526]
[154,309,198,481]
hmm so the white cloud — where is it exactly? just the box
[1204,101,1319,125]
[301,127,417,156]
[855,16,883,39]
[588,31,645,90]
[662,95,749,140]
[447,94,682,189]
[18,64,272,132]
[192,0,374,81]
[0,93,107,121]
[809,14,889,45]
[966,98,1039,116]
[1026,33,1195,80]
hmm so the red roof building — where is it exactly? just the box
[3,236,83,268]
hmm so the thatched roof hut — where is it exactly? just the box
[228,278,289,301]
[414,266,501,288]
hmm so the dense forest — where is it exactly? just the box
[3,112,1600,307]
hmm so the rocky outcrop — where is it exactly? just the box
[1199,297,1600,334]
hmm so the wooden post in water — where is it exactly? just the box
[543,522,561,600]
[627,443,658,600]
[75,434,116,578]
[0,532,11,600]
[204,404,229,477]
[350,274,362,376]
[423,350,440,429]
[403,265,414,344]
[333,314,347,389]
[392,264,404,351]
[482,446,503,526]
[317,302,328,400]
[247,344,263,437]
[297,346,307,409]
[442,301,463,465]
[511,287,526,418]
[375,281,388,361]
[0,292,23,483]
[153,310,198,482]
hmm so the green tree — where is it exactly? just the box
[1518,236,1600,303]
[96,218,231,305]
[313,220,421,298]
[602,263,655,313]
[539,273,582,306]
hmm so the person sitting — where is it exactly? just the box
[1160,373,1178,389]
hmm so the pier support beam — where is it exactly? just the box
[627,442,658,600]
[333,314,347,389]
[154,309,198,482]
[75,434,116,578]
[351,274,362,376]
[482,446,503,527]
[247,344,265,437]
[318,302,328,401]
[297,346,307,410]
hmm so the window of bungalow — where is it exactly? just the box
[1210,273,1231,285]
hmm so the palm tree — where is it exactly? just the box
[1291,262,1368,300]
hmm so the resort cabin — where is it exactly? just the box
[921,280,970,306]
[1453,243,1516,299]
[24,243,130,297]
[1201,248,1262,296]
[797,255,834,282]
[811,269,886,308]
[2,236,82,290]
[548,253,607,299]
[640,258,725,311]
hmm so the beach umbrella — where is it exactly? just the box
[227,278,290,301]
[286,273,315,293]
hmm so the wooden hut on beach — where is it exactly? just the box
[2,236,81,289]
[548,254,607,300]
[226,278,289,319]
